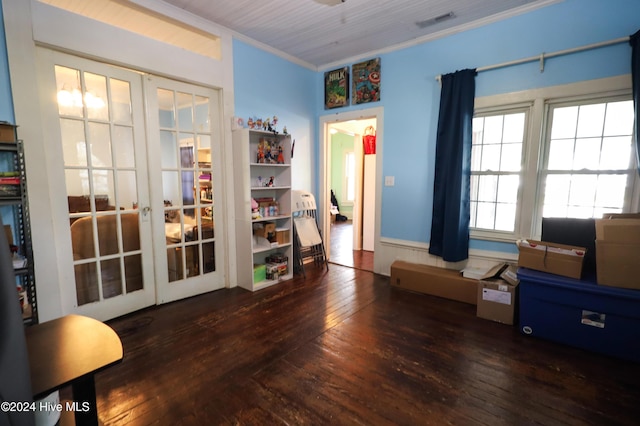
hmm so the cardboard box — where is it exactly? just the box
[4,224,13,246]
[476,264,519,325]
[253,221,276,239]
[0,123,16,143]
[595,215,640,289]
[390,260,477,305]
[275,227,290,245]
[517,239,586,279]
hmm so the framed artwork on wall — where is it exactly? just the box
[324,67,349,109]
[352,58,381,105]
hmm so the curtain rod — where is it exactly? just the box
[435,36,630,82]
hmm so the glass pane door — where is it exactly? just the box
[147,77,225,303]
[52,58,155,319]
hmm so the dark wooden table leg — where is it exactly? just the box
[71,374,98,426]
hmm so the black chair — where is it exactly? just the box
[0,216,35,426]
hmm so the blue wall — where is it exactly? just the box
[0,4,14,124]
[309,0,640,254]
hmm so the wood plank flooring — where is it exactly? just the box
[90,264,640,425]
[329,220,374,271]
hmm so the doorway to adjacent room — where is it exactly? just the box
[320,109,382,273]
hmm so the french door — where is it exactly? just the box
[145,76,226,304]
[38,50,226,320]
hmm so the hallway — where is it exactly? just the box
[329,220,373,271]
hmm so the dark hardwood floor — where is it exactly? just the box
[329,220,374,271]
[87,264,640,425]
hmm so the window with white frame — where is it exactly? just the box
[344,151,356,203]
[540,99,635,219]
[471,111,527,234]
[471,80,638,241]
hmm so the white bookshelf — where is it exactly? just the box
[232,129,293,291]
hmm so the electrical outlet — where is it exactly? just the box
[385,176,395,186]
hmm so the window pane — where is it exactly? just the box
[595,174,627,209]
[477,175,497,202]
[60,118,88,167]
[547,139,574,170]
[483,116,503,144]
[497,175,519,203]
[476,202,496,229]
[550,106,578,139]
[604,100,634,136]
[502,113,525,143]
[500,143,522,172]
[85,72,109,121]
[600,137,632,170]
[472,117,484,144]
[573,137,601,170]
[471,145,482,171]
[568,175,597,207]
[480,144,500,171]
[543,174,570,213]
[495,204,516,232]
[88,122,112,167]
[469,201,477,228]
[470,175,479,200]
[111,78,132,125]
[576,103,606,138]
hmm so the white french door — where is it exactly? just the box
[145,76,226,304]
[38,50,226,319]
[37,49,155,320]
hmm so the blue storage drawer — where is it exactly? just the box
[518,267,640,362]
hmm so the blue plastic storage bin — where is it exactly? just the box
[518,267,640,363]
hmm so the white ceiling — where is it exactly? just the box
[161,0,559,69]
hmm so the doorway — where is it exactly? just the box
[321,108,382,273]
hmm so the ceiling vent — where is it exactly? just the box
[416,12,456,29]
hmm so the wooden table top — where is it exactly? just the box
[26,314,123,399]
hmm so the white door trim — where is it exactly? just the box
[319,106,384,274]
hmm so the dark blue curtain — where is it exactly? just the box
[631,30,640,174]
[429,69,476,262]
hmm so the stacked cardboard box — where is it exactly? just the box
[516,239,586,279]
[595,214,640,290]
[476,264,519,325]
[0,123,16,143]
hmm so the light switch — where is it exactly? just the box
[385,176,395,186]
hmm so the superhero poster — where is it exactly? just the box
[324,67,349,109]
[352,58,381,105]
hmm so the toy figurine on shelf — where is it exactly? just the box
[277,145,285,164]
[257,139,265,163]
[247,117,254,129]
[251,198,261,219]
[283,126,288,135]
[264,141,272,163]
[266,176,275,187]
[263,117,270,131]
[256,117,263,130]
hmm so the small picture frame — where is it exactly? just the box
[352,58,381,105]
[324,67,349,109]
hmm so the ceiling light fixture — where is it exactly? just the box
[415,12,455,29]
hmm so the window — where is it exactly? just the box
[471,111,526,234]
[471,78,639,241]
[344,151,356,203]
[540,99,635,219]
